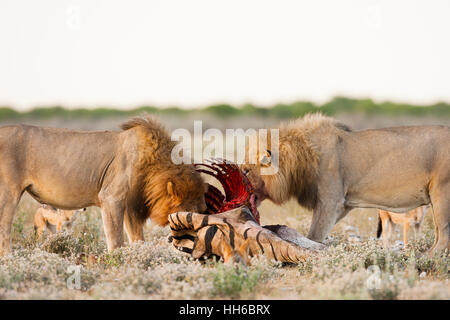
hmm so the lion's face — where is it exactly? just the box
[241,139,286,206]
[241,141,273,206]
[241,163,270,206]
[167,178,207,215]
[161,170,207,221]
[144,165,207,225]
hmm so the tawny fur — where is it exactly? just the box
[243,113,450,253]
[245,113,348,209]
[121,117,206,226]
[0,115,206,256]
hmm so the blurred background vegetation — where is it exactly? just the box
[1,96,449,120]
[1,96,449,132]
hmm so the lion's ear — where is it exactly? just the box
[167,181,177,199]
[260,149,272,167]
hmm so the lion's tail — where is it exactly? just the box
[376,215,382,238]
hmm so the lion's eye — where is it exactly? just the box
[243,168,249,176]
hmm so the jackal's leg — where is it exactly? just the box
[33,210,45,238]
[381,218,389,247]
[403,222,410,246]
[385,219,395,247]
[34,217,47,238]
[414,223,421,240]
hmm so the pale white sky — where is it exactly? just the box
[0,0,449,110]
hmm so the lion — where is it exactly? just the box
[34,205,86,237]
[241,113,450,253]
[0,115,206,256]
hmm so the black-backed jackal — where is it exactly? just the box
[34,205,86,237]
[377,206,430,247]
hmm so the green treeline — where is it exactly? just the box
[0,97,449,120]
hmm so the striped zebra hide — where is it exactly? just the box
[168,206,326,263]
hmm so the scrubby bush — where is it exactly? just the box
[1,195,448,300]
[211,264,263,299]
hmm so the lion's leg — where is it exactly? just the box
[308,198,345,243]
[430,212,439,253]
[0,187,22,256]
[429,183,450,253]
[99,200,125,252]
[335,207,352,224]
[308,160,346,243]
[124,213,144,243]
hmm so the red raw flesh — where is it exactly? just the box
[195,159,260,224]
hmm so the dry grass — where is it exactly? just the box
[0,194,448,300]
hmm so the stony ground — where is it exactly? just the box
[0,194,448,300]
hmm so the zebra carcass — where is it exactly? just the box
[168,159,325,264]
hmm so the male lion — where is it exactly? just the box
[241,113,450,253]
[0,115,206,256]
